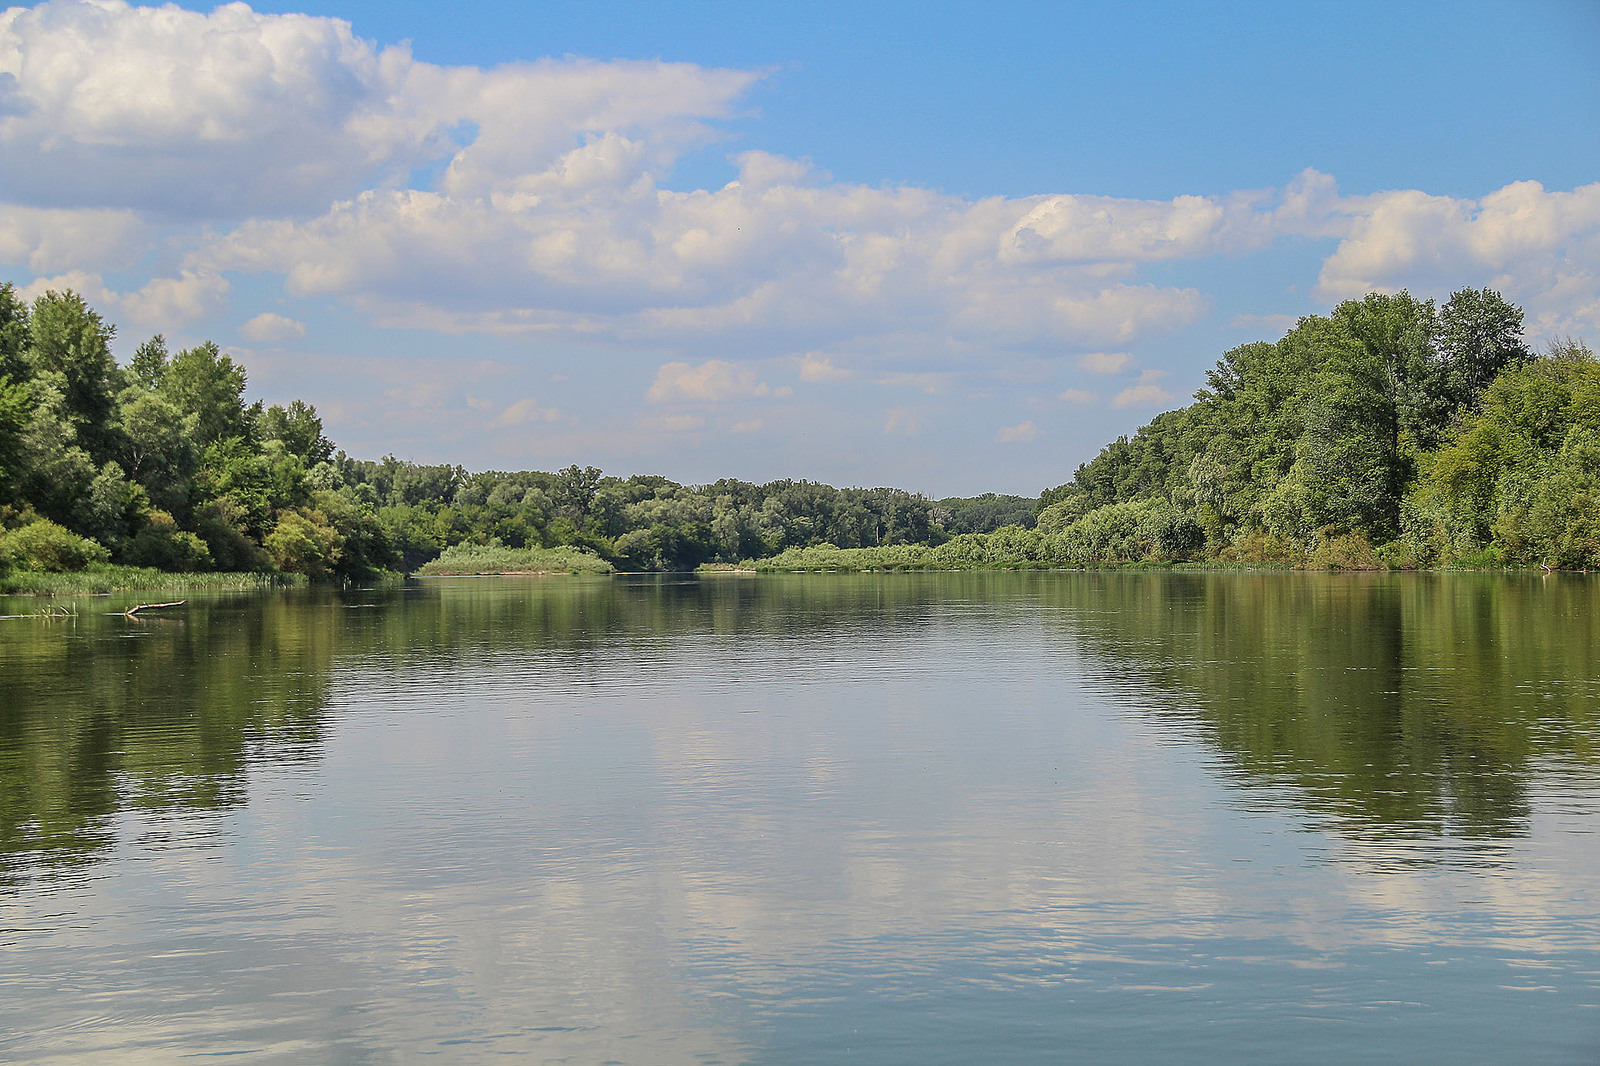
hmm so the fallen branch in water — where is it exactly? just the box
[124,600,185,617]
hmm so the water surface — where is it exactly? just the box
[1,572,1597,1062]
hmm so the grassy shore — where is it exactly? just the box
[0,566,299,596]
[415,543,616,575]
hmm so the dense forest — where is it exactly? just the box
[0,281,1595,582]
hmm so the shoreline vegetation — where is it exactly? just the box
[1,280,1596,595]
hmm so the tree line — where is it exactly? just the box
[0,281,1038,578]
[0,281,1593,578]
[1032,288,1599,569]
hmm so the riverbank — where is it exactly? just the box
[0,566,299,596]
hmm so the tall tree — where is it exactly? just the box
[0,282,29,384]
[25,290,122,466]
[129,335,170,390]
[1419,287,1532,443]
[260,400,333,465]
[162,341,250,446]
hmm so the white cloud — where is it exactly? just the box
[0,204,145,272]
[1059,388,1098,403]
[647,359,775,403]
[729,418,763,433]
[0,0,759,219]
[874,371,954,395]
[796,353,852,382]
[1318,180,1600,336]
[489,398,567,428]
[120,270,230,329]
[1112,383,1177,409]
[996,421,1041,443]
[651,413,706,432]
[17,268,114,307]
[17,267,226,329]
[239,312,306,343]
[1078,351,1132,375]
[1,0,1594,411]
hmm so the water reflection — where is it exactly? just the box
[1040,572,1600,841]
[1,574,1598,1062]
[2,573,1596,886]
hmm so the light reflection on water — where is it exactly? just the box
[0,572,1598,1063]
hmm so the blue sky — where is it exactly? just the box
[1,0,1596,494]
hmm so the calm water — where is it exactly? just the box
[1,572,1598,1063]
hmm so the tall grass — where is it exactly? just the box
[0,566,297,596]
[415,543,615,575]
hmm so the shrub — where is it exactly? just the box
[0,518,111,571]
[123,511,214,572]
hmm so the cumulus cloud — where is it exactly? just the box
[120,269,230,328]
[1227,312,1300,333]
[239,311,306,343]
[1318,180,1600,335]
[1059,388,1098,403]
[0,203,145,272]
[2,0,1595,389]
[996,421,1041,443]
[1077,351,1132,375]
[488,397,567,428]
[18,267,226,328]
[647,359,781,403]
[1112,374,1177,409]
[796,353,852,382]
[0,0,758,219]
[651,413,706,432]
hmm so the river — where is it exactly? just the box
[2,572,1597,1062]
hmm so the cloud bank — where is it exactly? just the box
[0,1,1596,488]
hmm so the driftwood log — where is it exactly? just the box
[124,600,186,617]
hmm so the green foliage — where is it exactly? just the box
[260,400,332,465]
[935,493,1037,533]
[0,282,28,383]
[118,386,198,516]
[417,543,615,575]
[128,335,169,390]
[264,507,344,577]
[0,518,111,572]
[124,511,213,572]
[0,278,1583,578]
[24,290,121,466]
[0,373,31,498]
[162,341,250,446]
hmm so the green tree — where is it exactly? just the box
[264,507,343,577]
[260,400,333,465]
[162,341,250,446]
[0,373,31,502]
[118,388,199,517]
[128,334,170,390]
[0,282,29,383]
[1415,288,1531,445]
[25,290,122,466]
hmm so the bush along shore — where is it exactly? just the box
[0,279,1595,591]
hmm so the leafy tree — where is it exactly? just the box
[129,335,170,390]
[162,341,250,446]
[261,400,333,465]
[264,507,343,577]
[119,387,198,516]
[25,290,122,465]
[0,373,31,502]
[0,282,28,383]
